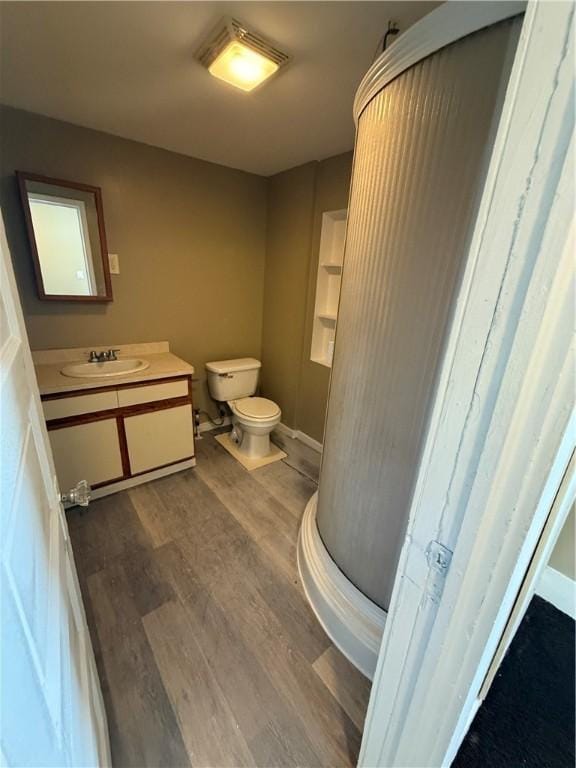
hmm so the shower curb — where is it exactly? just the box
[297,491,386,680]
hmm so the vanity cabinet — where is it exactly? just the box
[41,375,195,500]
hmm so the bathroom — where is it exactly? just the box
[1,2,574,767]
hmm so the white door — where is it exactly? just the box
[0,213,110,766]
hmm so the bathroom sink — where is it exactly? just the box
[61,358,150,378]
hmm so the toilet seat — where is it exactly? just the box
[232,396,280,420]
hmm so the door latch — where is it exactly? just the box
[425,540,453,603]
[60,479,91,508]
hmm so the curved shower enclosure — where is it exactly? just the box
[298,3,523,678]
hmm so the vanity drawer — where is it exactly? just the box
[43,390,119,421]
[117,379,189,407]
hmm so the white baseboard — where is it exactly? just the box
[197,416,231,434]
[297,492,387,679]
[86,459,196,503]
[275,421,297,439]
[295,429,323,454]
[536,565,576,619]
[201,416,323,454]
[276,422,323,453]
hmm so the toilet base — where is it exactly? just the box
[215,432,286,471]
[232,427,272,459]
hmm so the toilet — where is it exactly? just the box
[205,358,282,462]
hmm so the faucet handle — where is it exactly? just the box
[108,349,121,360]
[88,350,99,362]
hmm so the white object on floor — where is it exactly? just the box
[298,491,387,679]
[228,396,281,457]
[206,357,281,461]
[215,432,286,471]
[536,566,576,620]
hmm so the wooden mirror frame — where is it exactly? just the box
[16,171,113,302]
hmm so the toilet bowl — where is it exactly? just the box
[205,358,281,461]
[228,396,281,459]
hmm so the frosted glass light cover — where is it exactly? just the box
[208,41,279,92]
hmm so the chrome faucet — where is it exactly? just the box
[89,349,120,363]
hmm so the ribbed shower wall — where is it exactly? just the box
[316,18,521,611]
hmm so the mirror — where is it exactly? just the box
[17,172,113,302]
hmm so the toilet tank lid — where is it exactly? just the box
[205,357,261,374]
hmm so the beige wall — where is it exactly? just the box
[550,505,575,581]
[297,153,352,442]
[260,162,317,428]
[261,152,353,442]
[1,106,352,431]
[0,107,267,416]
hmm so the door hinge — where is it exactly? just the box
[425,540,453,603]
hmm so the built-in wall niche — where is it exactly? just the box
[311,209,347,368]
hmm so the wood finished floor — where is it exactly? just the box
[68,431,370,767]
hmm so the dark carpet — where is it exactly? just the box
[454,595,575,768]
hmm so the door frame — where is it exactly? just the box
[478,451,575,703]
[359,1,575,765]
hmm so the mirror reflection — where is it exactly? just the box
[17,173,112,301]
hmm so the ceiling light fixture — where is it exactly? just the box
[196,17,290,93]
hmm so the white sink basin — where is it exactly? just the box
[61,358,150,378]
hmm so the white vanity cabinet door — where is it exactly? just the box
[124,405,194,475]
[49,419,124,490]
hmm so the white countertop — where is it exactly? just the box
[33,342,195,396]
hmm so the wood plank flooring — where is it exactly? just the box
[68,431,370,767]
[271,430,321,483]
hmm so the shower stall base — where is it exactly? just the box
[297,492,387,679]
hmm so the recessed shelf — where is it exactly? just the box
[311,208,347,369]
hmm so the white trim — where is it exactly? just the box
[86,459,196,502]
[360,2,575,766]
[198,415,232,434]
[447,453,575,761]
[477,452,575,704]
[275,422,323,453]
[536,566,576,620]
[274,421,297,439]
[297,492,386,679]
[294,430,322,454]
[354,0,525,122]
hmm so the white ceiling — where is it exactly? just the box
[0,1,438,176]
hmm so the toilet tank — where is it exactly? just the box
[206,358,261,401]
